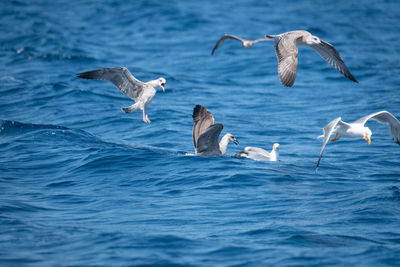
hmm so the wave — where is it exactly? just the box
[0,119,184,179]
[0,119,69,134]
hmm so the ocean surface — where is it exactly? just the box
[1,0,400,265]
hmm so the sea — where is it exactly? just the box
[1,0,400,266]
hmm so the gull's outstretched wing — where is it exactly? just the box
[310,40,358,83]
[196,123,224,155]
[316,117,350,170]
[211,34,246,55]
[252,38,272,44]
[192,105,215,148]
[274,35,299,87]
[77,67,145,101]
[354,111,400,145]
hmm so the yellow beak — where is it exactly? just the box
[364,136,371,145]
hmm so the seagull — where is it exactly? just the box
[316,111,400,169]
[233,143,280,161]
[192,105,239,156]
[77,67,166,123]
[265,30,358,87]
[211,34,271,55]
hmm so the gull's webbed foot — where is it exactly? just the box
[331,136,340,142]
[144,115,151,124]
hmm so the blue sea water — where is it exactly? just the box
[1,0,400,265]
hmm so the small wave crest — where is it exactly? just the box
[0,120,69,135]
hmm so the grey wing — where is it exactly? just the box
[244,147,270,156]
[196,124,224,154]
[77,67,145,101]
[274,37,299,87]
[316,117,344,170]
[310,40,358,83]
[355,111,400,144]
[211,34,245,55]
[253,37,273,44]
[192,105,215,148]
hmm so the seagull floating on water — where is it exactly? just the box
[77,67,166,123]
[316,111,400,169]
[192,105,238,156]
[211,34,270,55]
[233,143,280,161]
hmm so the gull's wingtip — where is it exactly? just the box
[76,72,85,79]
[281,79,295,87]
[76,71,93,79]
[193,104,205,119]
[232,151,247,158]
[265,34,277,40]
[315,160,321,172]
[347,73,358,83]
[352,77,359,83]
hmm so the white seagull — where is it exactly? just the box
[316,111,400,169]
[266,30,358,87]
[233,143,280,161]
[211,34,270,55]
[192,105,239,156]
[77,67,166,123]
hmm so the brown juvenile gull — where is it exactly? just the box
[233,143,280,162]
[77,67,165,123]
[266,30,358,87]
[316,111,400,170]
[192,105,239,156]
[211,34,270,55]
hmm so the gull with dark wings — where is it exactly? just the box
[211,34,270,55]
[316,111,400,170]
[192,105,238,156]
[77,67,166,123]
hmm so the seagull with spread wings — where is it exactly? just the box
[316,111,400,169]
[192,105,238,156]
[77,67,166,123]
[212,30,358,87]
[266,30,358,87]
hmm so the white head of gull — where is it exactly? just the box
[192,105,239,156]
[77,67,166,123]
[233,143,280,161]
[316,111,400,170]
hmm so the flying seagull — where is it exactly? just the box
[266,30,358,86]
[212,30,358,87]
[192,105,238,156]
[233,143,280,161]
[316,111,400,169]
[211,34,270,55]
[77,67,166,123]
